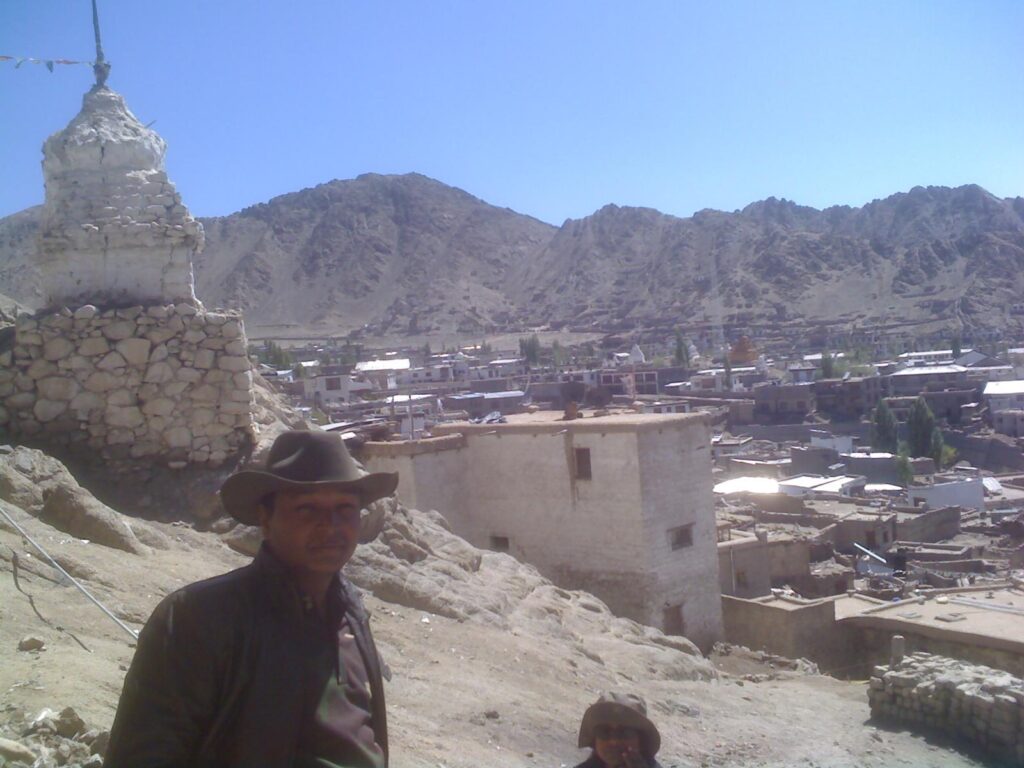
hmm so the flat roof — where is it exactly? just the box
[984,380,1024,396]
[841,584,1024,655]
[444,390,525,400]
[803,352,846,362]
[382,394,436,404]
[714,477,780,495]
[813,476,864,494]
[779,474,831,489]
[890,364,967,376]
[433,408,705,436]
[355,358,411,372]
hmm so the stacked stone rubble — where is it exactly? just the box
[868,652,1024,766]
[0,303,253,466]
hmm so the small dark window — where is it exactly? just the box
[669,524,694,550]
[735,570,748,588]
[662,604,685,635]
[325,377,342,391]
[574,447,592,480]
[490,535,510,552]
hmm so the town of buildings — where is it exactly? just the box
[245,330,1024,676]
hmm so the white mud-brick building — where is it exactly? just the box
[363,411,724,650]
[0,84,254,466]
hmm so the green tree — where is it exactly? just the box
[870,400,899,453]
[951,334,962,360]
[896,449,913,486]
[930,427,946,468]
[551,340,569,366]
[519,334,541,364]
[941,444,958,469]
[821,350,835,379]
[674,330,690,368]
[907,397,936,458]
[722,352,733,390]
[421,341,432,359]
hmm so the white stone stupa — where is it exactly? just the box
[38,84,204,308]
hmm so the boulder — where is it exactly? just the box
[0,737,37,764]
[0,446,80,513]
[17,635,46,652]
[40,484,148,555]
[223,524,262,556]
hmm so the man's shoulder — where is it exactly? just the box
[157,561,258,615]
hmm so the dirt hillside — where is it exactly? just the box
[0,446,985,767]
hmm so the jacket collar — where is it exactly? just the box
[251,542,353,619]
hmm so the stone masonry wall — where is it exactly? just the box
[869,652,1024,766]
[0,303,254,466]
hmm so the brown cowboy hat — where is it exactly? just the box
[578,692,661,758]
[220,430,398,543]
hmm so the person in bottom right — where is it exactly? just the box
[573,692,664,768]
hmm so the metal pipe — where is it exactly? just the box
[853,541,887,564]
[0,506,139,639]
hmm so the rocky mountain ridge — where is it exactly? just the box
[2,177,1022,338]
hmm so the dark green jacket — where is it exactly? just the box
[105,546,388,767]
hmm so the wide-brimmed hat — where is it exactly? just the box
[578,692,660,758]
[220,430,398,543]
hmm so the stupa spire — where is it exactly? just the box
[91,0,110,88]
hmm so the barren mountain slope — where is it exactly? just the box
[515,185,1024,334]
[3,180,1022,337]
[194,173,556,335]
[0,206,44,310]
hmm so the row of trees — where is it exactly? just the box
[870,397,957,474]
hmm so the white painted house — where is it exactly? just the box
[363,411,723,650]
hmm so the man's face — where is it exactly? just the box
[594,724,643,768]
[259,488,362,575]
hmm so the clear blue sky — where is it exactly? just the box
[2,1,1022,224]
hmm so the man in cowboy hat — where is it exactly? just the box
[105,430,399,768]
[575,692,664,768]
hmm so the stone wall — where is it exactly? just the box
[0,303,253,466]
[869,653,1024,766]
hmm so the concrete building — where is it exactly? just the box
[810,430,854,454]
[303,369,374,407]
[886,365,969,397]
[354,358,410,389]
[752,382,816,421]
[993,410,1024,438]
[718,529,772,599]
[362,410,724,649]
[908,474,985,512]
[985,380,1024,409]
[441,390,526,419]
[787,363,817,384]
[814,375,883,420]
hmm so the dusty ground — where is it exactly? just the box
[0,506,988,768]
